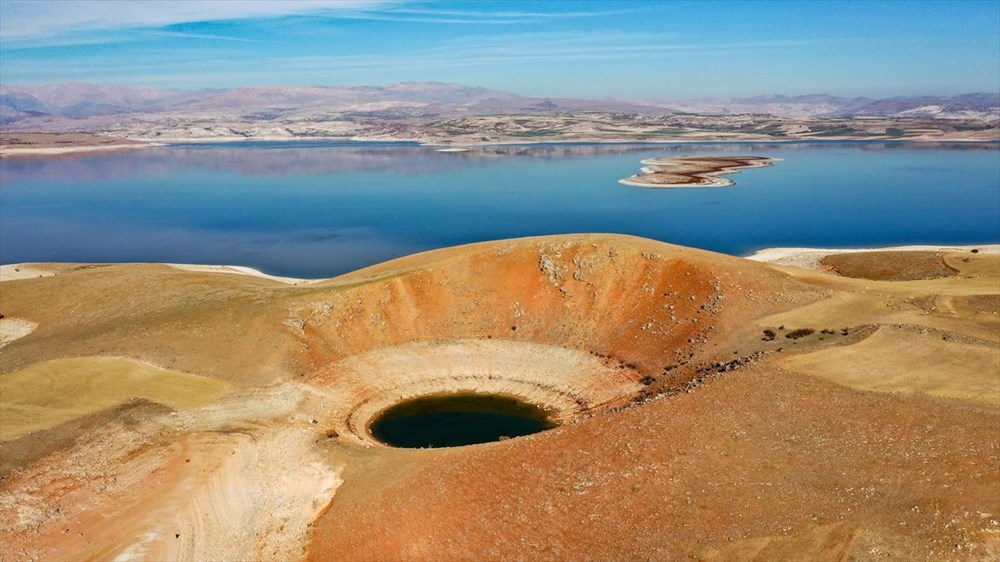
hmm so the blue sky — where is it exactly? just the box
[1,0,997,99]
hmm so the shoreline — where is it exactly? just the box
[421,136,1000,147]
[0,262,317,285]
[179,136,1000,148]
[4,243,998,285]
[0,143,161,157]
[745,243,1000,270]
[0,133,159,158]
[0,134,995,157]
[163,263,318,285]
[0,264,58,282]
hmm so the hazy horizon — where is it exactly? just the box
[3,80,998,104]
[1,0,998,100]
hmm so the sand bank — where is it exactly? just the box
[746,244,1000,270]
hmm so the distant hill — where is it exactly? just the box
[0,82,678,127]
[1,83,997,143]
[664,93,1000,120]
[5,82,996,129]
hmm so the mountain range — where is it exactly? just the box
[2,82,998,128]
[665,93,1000,120]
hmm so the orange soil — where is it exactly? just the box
[1,235,996,561]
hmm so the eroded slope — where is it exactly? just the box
[0,235,997,561]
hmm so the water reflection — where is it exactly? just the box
[3,140,994,184]
[1,142,997,278]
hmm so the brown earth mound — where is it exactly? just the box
[289,235,819,442]
[820,250,959,281]
[1,235,997,561]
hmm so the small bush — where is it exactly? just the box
[785,328,815,340]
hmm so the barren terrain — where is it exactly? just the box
[0,133,149,157]
[2,83,997,146]
[4,112,995,151]
[0,235,997,561]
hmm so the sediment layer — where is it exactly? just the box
[619,155,775,188]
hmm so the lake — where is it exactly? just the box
[1,141,997,278]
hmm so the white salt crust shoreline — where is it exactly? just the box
[0,264,58,282]
[164,264,318,285]
[0,143,162,157]
[0,262,313,285]
[746,244,1000,271]
[5,243,996,288]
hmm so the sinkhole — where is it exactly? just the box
[368,393,557,448]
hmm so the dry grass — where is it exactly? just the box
[821,251,957,281]
[778,326,1000,405]
[0,356,232,440]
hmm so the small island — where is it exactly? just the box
[619,155,776,188]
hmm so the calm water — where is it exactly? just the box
[1,141,997,278]
[369,393,555,448]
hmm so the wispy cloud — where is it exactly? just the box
[411,31,860,66]
[0,0,634,47]
[241,34,862,78]
[391,7,629,19]
[1,29,864,85]
[330,5,633,25]
[0,0,392,41]
[0,0,627,44]
[142,31,271,44]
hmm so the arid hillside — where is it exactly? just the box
[0,235,997,561]
[2,83,997,145]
